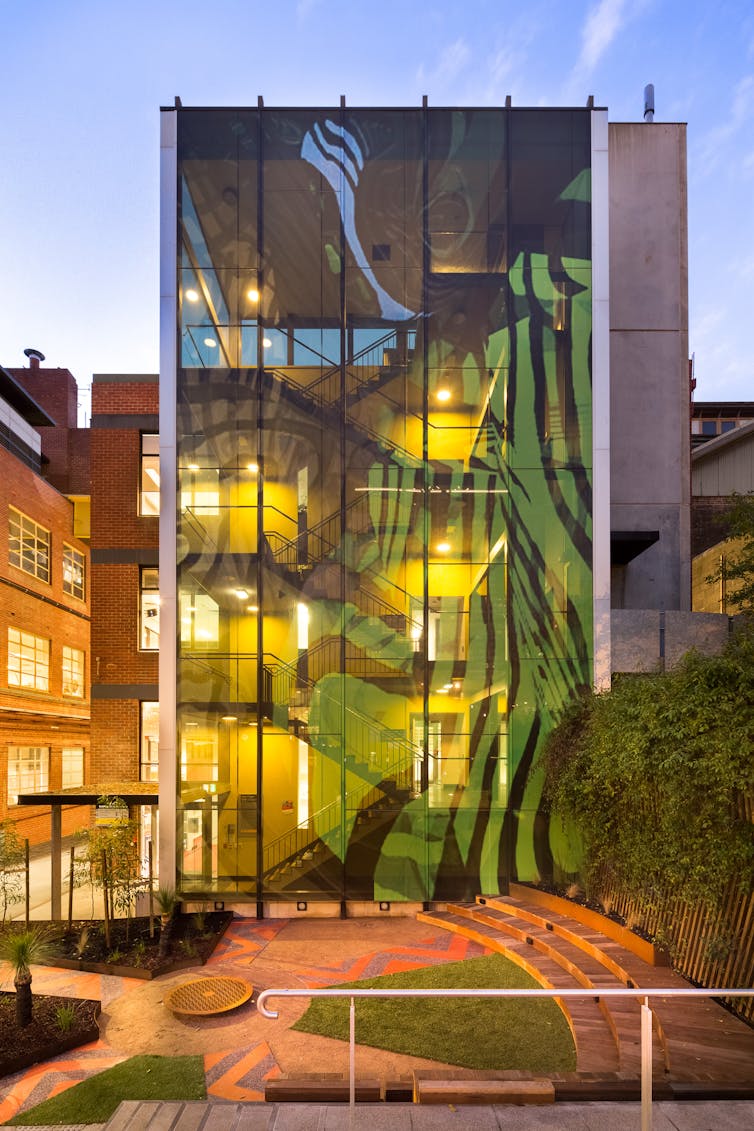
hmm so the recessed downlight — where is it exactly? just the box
[435,541,451,553]
[247,287,260,302]
[436,388,451,402]
[185,288,200,302]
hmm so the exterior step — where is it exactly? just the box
[418,907,622,1074]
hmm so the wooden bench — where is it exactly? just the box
[413,1077,555,1105]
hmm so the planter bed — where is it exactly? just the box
[41,910,233,980]
[0,992,100,1078]
[511,882,670,967]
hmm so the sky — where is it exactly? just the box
[1,0,753,420]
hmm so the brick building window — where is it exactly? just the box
[8,628,49,691]
[8,745,49,805]
[140,568,160,650]
[62,646,85,697]
[61,746,84,789]
[140,701,159,782]
[63,544,86,600]
[140,434,160,516]
[9,507,50,582]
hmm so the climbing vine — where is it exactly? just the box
[540,618,754,907]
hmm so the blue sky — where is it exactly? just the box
[1,0,752,416]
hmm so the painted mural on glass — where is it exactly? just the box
[175,107,592,902]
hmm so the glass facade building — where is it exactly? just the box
[159,105,608,907]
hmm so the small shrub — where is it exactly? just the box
[56,1003,77,1033]
[106,948,122,965]
[192,905,208,933]
[179,938,197,958]
[132,939,146,967]
[566,883,583,901]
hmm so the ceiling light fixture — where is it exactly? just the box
[203,337,217,348]
[247,287,260,302]
[436,541,451,553]
[234,589,249,600]
[246,462,259,473]
[436,388,451,402]
[262,337,272,348]
[185,288,200,302]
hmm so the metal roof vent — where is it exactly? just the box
[23,348,46,369]
[643,84,655,122]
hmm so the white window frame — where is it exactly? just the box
[8,628,50,691]
[62,645,85,698]
[62,543,86,600]
[9,507,50,583]
[140,701,159,782]
[140,434,160,516]
[140,567,160,650]
[8,745,49,805]
[61,746,84,789]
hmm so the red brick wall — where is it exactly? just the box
[90,699,143,783]
[9,365,86,494]
[90,377,159,785]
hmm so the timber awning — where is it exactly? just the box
[15,782,159,806]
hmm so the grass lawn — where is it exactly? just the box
[6,1054,205,1126]
[293,953,576,1073]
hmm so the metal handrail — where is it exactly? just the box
[257,985,754,1131]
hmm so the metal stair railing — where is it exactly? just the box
[257,986,754,1131]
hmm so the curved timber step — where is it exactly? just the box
[418,904,671,1078]
[418,907,622,1074]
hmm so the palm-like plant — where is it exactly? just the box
[0,926,55,1027]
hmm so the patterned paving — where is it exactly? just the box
[0,916,488,1122]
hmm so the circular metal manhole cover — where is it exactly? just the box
[164,976,253,1016]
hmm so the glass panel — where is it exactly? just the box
[173,106,593,903]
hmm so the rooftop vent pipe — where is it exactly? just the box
[23,348,45,369]
[643,83,655,122]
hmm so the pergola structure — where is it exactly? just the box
[16,781,158,919]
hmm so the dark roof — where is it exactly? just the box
[692,401,754,417]
[0,366,56,426]
[16,781,158,806]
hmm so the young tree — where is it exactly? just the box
[0,927,54,1027]
[81,812,147,943]
[706,492,754,613]
[0,820,25,924]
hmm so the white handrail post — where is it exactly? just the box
[641,995,653,1131]
[349,995,355,1129]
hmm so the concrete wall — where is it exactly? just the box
[611,609,730,673]
[609,123,690,612]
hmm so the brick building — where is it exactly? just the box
[90,373,159,863]
[0,361,91,846]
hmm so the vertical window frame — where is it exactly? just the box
[61,645,85,698]
[140,567,160,650]
[62,543,86,600]
[7,745,50,805]
[140,433,160,516]
[8,628,50,691]
[9,507,50,583]
[61,746,84,789]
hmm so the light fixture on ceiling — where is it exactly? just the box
[234,588,249,600]
[436,388,451,402]
[203,337,217,348]
[221,715,237,722]
[262,337,272,348]
[247,287,260,302]
[246,462,259,473]
[187,463,199,471]
[185,288,200,302]
[436,541,451,553]
[246,605,259,613]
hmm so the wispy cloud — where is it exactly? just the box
[696,74,754,169]
[296,0,320,21]
[417,38,471,91]
[577,0,628,74]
